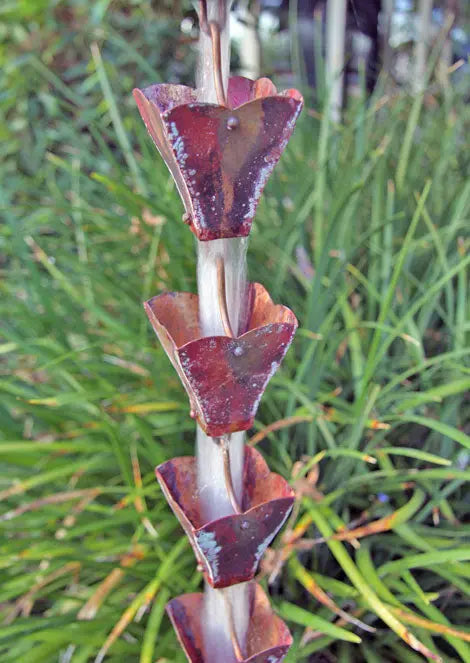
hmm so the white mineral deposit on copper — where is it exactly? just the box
[195,529,222,580]
[195,2,249,661]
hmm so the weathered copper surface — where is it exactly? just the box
[167,582,293,663]
[156,446,294,588]
[144,282,297,437]
[133,76,303,240]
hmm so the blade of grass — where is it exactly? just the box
[305,500,442,662]
[278,601,362,644]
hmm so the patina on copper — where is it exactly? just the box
[156,446,294,589]
[166,582,292,663]
[133,76,303,240]
[144,282,298,437]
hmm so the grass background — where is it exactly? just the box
[1,1,469,661]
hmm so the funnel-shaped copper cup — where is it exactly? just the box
[134,76,303,240]
[167,582,292,663]
[156,446,294,588]
[145,282,297,438]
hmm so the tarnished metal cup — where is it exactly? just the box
[145,282,297,437]
[156,446,294,588]
[134,76,303,240]
[167,582,293,663]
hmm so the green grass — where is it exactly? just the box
[1,2,470,662]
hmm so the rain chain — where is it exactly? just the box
[134,2,303,660]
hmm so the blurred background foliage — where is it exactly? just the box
[0,1,469,662]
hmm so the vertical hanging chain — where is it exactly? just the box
[223,590,245,661]
[209,21,228,106]
[196,4,248,661]
[199,0,228,106]
[216,255,235,338]
[213,435,242,514]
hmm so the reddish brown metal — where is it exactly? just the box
[156,446,295,588]
[166,583,293,663]
[218,435,243,514]
[216,255,235,338]
[209,20,227,106]
[144,282,297,437]
[133,77,303,240]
